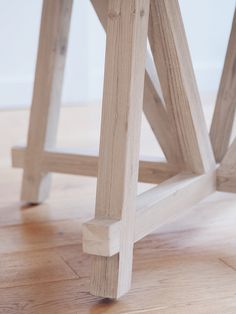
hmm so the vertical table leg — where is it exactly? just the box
[90,0,180,165]
[90,0,150,298]
[21,0,73,203]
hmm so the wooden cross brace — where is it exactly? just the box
[12,0,236,299]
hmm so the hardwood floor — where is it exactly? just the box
[1,106,236,313]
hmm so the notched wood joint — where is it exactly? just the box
[82,218,121,257]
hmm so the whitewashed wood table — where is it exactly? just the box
[12,0,236,299]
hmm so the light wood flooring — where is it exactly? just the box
[1,105,236,313]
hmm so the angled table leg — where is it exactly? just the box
[149,0,215,174]
[21,0,72,203]
[88,0,150,298]
[210,9,236,162]
[143,68,178,164]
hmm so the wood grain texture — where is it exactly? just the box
[135,170,216,242]
[1,108,236,313]
[143,68,179,164]
[149,0,215,174]
[210,9,236,162]
[217,138,236,193]
[0,220,83,254]
[90,0,177,164]
[21,0,73,203]
[12,146,178,184]
[0,250,78,288]
[90,0,150,298]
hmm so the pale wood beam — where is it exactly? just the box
[210,9,236,162]
[148,0,215,174]
[89,0,150,298]
[143,70,179,164]
[12,146,178,184]
[21,0,73,203]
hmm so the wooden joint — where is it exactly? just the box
[82,218,121,257]
[82,171,216,257]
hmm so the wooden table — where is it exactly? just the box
[12,0,236,299]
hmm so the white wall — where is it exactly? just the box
[0,0,235,109]
[180,0,235,93]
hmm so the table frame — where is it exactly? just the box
[12,0,236,298]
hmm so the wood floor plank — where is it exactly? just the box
[149,299,236,314]
[0,250,78,288]
[0,175,96,227]
[1,252,236,314]
[0,220,83,254]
